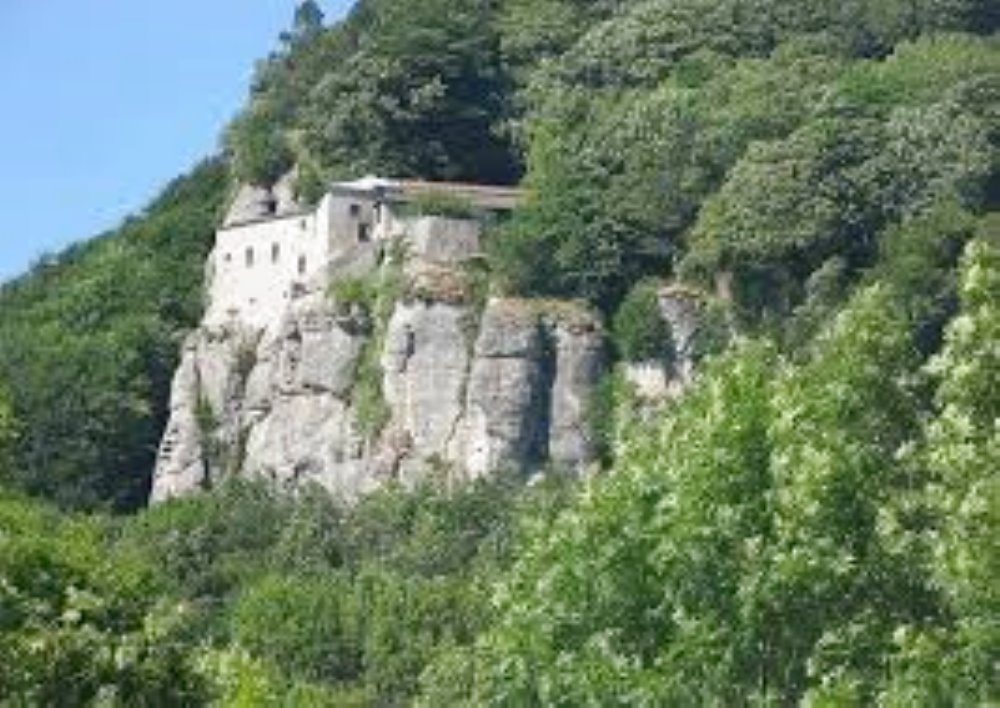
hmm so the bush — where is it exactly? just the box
[329,276,379,314]
[584,368,632,466]
[409,191,480,220]
[0,383,16,472]
[0,493,209,704]
[231,574,363,685]
[611,281,674,363]
[116,479,289,603]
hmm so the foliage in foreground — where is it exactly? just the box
[421,233,999,705]
[0,473,572,704]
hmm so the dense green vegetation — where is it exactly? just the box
[0,0,998,703]
[0,160,228,512]
[426,226,1000,704]
[227,0,519,188]
[0,475,571,703]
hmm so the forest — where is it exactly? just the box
[0,0,997,703]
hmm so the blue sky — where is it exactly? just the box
[0,0,350,281]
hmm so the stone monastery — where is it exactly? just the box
[152,173,698,503]
[206,174,522,330]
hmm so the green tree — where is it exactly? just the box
[891,228,1000,702]
[683,37,997,325]
[759,286,929,702]
[420,345,776,705]
[423,282,949,703]
[292,1,324,44]
[494,43,846,310]
[299,0,518,183]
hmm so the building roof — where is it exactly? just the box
[394,180,524,210]
[330,176,524,211]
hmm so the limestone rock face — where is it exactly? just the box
[658,285,704,385]
[623,285,715,403]
[548,310,605,469]
[461,300,548,479]
[382,301,470,482]
[151,324,260,503]
[151,217,608,504]
[223,174,305,227]
[223,184,274,226]
[272,172,302,216]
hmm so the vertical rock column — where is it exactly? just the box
[461,300,550,479]
[381,301,472,483]
[657,285,705,387]
[150,324,260,503]
[547,308,605,472]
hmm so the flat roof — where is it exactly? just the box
[394,180,524,210]
[330,178,524,210]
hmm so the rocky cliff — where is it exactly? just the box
[151,216,607,502]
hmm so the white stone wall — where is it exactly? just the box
[205,211,326,331]
[204,179,488,333]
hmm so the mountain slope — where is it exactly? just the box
[0,160,228,511]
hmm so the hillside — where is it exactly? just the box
[0,160,228,511]
[0,0,998,703]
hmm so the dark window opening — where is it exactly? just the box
[272,243,280,263]
[358,223,371,243]
[349,203,361,217]
[245,247,254,267]
[298,255,307,275]
[264,197,277,215]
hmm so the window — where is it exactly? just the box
[245,247,254,267]
[349,203,361,217]
[298,255,307,275]
[272,243,280,263]
[374,203,382,224]
[224,253,232,264]
[300,219,308,230]
[358,223,371,243]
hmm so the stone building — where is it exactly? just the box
[204,176,523,330]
